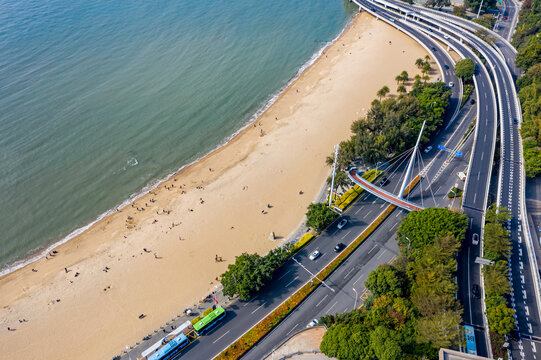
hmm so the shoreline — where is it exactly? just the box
[0,13,437,360]
[0,17,354,280]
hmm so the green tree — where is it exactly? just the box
[416,309,463,348]
[422,74,430,83]
[415,58,425,69]
[425,0,450,8]
[454,58,476,80]
[377,85,390,100]
[327,171,350,194]
[422,62,432,74]
[471,14,497,29]
[305,202,337,232]
[484,223,511,261]
[221,253,269,300]
[483,261,511,296]
[453,6,468,18]
[395,74,403,85]
[397,208,468,259]
[475,28,496,44]
[466,0,497,12]
[397,84,407,95]
[365,264,407,298]
[400,70,409,83]
[517,36,541,71]
[369,326,403,360]
[320,322,373,360]
[486,303,516,335]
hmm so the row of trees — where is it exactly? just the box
[482,205,515,357]
[320,208,468,360]
[513,0,541,177]
[221,244,292,301]
[327,81,451,173]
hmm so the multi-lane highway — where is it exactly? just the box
[359,1,541,359]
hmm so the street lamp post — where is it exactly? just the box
[353,288,358,310]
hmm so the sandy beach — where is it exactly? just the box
[0,13,437,360]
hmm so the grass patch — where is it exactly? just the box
[216,176,421,360]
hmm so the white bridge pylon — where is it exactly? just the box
[348,121,427,212]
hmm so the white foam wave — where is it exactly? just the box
[0,18,353,278]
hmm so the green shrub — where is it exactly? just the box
[292,233,315,252]
[447,187,463,198]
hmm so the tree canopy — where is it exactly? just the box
[454,58,476,81]
[396,208,468,259]
[221,244,291,300]
[305,202,338,233]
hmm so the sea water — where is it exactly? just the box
[0,0,356,273]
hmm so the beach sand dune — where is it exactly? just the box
[0,13,437,360]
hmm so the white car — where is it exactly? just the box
[472,233,479,245]
[309,250,321,261]
[337,219,348,230]
[444,34,450,39]
[307,319,319,328]
[424,146,433,153]
[449,82,454,87]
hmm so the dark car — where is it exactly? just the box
[472,284,480,298]
[443,64,449,70]
[334,243,345,252]
[513,117,518,124]
[432,47,437,51]
[470,98,476,105]
[379,177,388,186]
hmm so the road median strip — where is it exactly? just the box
[215,177,420,359]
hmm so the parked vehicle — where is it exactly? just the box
[307,319,319,328]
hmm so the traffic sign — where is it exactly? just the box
[437,145,446,150]
[455,151,463,157]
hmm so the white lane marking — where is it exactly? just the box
[364,209,373,218]
[355,207,362,215]
[368,246,377,254]
[481,152,484,161]
[473,193,477,203]
[377,250,387,259]
[526,306,530,316]
[243,295,259,307]
[251,303,265,315]
[326,301,338,314]
[286,323,299,336]
[341,230,352,240]
[344,267,355,279]
[277,271,291,281]
[353,275,364,286]
[529,323,533,334]
[523,290,528,299]
[533,341,537,353]
[521,275,525,284]
[285,277,298,288]
[212,330,231,344]
[395,212,401,218]
[316,294,329,308]
[391,223,398,231]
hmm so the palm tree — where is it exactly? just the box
[376,85,390,100]
[395,75,403,85]
[415,58,424,69]
[424,54,431,63]
[414,74,422,82]
[397,84,407,95]
[400,70,409,83]
[422,62,432,74]
[422,75,430,83]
